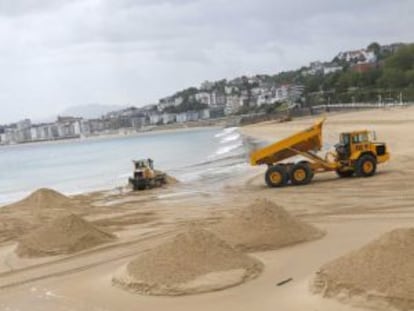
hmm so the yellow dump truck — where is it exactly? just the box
[250,118,390,187]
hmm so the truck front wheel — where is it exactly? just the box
[355,155,377,177]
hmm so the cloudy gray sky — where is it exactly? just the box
[0,0,413,123]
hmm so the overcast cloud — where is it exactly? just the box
[0,0,413,123]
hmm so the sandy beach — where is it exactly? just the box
[0,107,413,311]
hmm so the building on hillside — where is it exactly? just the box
[276,85,290,101]
[257,91,273,106]
[225,85,238,95]
[149,113,162,125]
[200,81,214,91]
[323,64,343,75]
[199,109,210,119]
[80,120,91,135]
[351,62,378,73]
[288,84,305,102]
[250,87,263,97]
[209,106,225,118]
[162,113,176,124]
[187,111,200,121]
[57,116,83,136]
[141,104,157,113]
[195,92,211,106]
[56,116,83,137]
[336,49,376,64]
[176,112,189,123]
[16,119,31,131]
[248,76,260,84]
[88,119,106,133]
[225,95,242,115]
[176,111,201,123]
[210,91,226,107]
[308,61,324,75]
[0,128,16,144]
[174,96,183,106]
[131,116,147,129]
[158,97,175,111]
[13,119,32,143]
[30,125,41,141]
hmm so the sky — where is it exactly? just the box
[0,0,413,123]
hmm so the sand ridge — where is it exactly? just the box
[112,227,263,296]
[211,199,325,252]
[16,213,116,257]
[312,228,414,311]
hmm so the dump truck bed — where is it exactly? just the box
[250,118,326,165]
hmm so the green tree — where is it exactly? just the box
[385,44,414,71]
[378,68,406,88]
[367,42,381,57]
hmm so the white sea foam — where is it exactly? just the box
[214,127,238,138]
[220,133,241,144]
[214,142,243,156]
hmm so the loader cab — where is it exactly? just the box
[132,159,155,179]
[133,158,154,170]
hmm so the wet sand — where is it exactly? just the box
[0,107,413,311]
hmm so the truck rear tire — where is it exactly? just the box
[355,155,377,177]
[290,163,313,185]
[265,165,288,188]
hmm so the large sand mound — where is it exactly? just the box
[112,227,262,296]
[312,228,414,311]
[0,188,77,243]
[16,214,116,257]
[7,188,73,210]
[212,199,324,252]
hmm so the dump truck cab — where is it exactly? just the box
[335,130,389,177]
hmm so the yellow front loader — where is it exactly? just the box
[250,118,390,187]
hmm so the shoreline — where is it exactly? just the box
[0,125,244,207]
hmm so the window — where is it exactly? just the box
[352,132,369,144]
[340,134,350,145]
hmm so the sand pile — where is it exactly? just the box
[16,214,116,257]
[112,227,262,296]
[154,170,179,185]
[212,200,324,252]
[312,228,414,311]
[164,173,179,185]
[211,199,324,252]
[0,188,77,243]
[7,188,73,210]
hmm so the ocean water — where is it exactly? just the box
[0,127,250,205]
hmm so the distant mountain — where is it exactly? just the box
[60,104,127,119]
